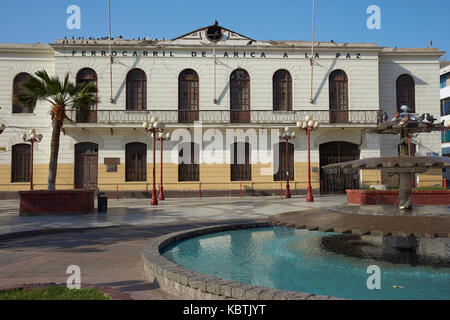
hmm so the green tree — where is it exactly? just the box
[19,70,98,191]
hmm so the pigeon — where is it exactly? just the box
[396,114,410,128]
[400,105,409,113]
[383,112,389,122]
[377,113,383,125]
[215,20,219,25]
[417,113,426,122]
[426,114,437,124]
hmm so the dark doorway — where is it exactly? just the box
[273,142,294,181]
[178,142,200,181]
[329,70,349,123]
[75,142,98,190]
[125,142,147,182]
[178,69,199,123]
[231,142,251,181]
[396,74,415,113]
[230,69,250,123]
[76,68,98,123]
[320,141,360,194]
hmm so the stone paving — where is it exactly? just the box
[0,195,346,235]
[0,195,346,300]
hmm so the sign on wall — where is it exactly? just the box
[104,158,120,172]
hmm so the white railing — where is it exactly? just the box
[66,109,379,125]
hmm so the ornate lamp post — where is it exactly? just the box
[143,117,163,206]
[0,123,6,134]
[158,131,171,201]
[280,127,296,198]
[22,129,43,191]
[297,116,320,202]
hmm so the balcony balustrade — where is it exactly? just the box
[66,109,379,126]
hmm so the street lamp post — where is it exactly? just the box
[158,131,171,201]
[143,118,163,206]
[280,127,296,198]
[22,129,43,191]
[297,116,320,202]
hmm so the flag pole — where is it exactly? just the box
[108,0,113,103]
[309,0,315,104]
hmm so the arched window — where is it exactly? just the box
[126,69,147,110]
[273,69,292,111]
[178,142,200,181]
[329,70,349,123]
[178,69,199,123]
[231,142,251,181]
[396,74,415,113]
[11,144,31,182]
[76,68,98,123]
[12,73,35,113]
[76,68,97,85]
[230,69,250,123]
[273,142,294,181]
[125,143,147,181]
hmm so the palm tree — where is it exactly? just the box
[19,70,99,191]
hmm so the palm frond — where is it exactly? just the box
[71,82,99,110]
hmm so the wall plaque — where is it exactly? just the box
[104,158,120,172]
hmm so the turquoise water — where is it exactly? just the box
[162,227,450,300]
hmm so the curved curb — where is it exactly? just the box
[142,222,344,300]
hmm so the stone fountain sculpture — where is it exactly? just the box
[324,106,450,211]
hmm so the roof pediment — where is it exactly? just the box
[171,24,255,45]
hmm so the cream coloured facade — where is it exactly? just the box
[0,25,444,196]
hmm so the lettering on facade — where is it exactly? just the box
[69,50,362,59]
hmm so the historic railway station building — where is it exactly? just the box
[0,25,444,196]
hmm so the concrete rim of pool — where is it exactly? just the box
[142,222,343,300]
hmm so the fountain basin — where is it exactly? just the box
[347,189,450,206]
[143,222,450,300]
[155,225,449,300]
[142,222,337,300]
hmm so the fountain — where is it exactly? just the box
[323,106,450,211]
[142,108,450,301]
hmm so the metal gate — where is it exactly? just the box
[320,142,360,194]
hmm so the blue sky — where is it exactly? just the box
[0,0,447,59]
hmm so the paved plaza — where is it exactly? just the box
[0,195,346,299]
[0,195,346,236]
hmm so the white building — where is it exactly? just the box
[440,61,450,181]
[0,24,444,197]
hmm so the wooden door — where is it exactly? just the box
[75,143,98,189]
